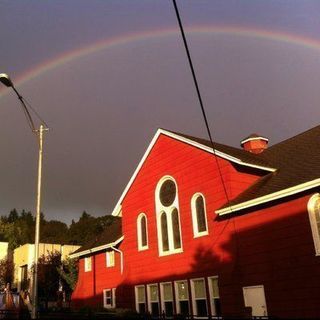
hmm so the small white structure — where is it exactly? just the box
[13,243,80,292]
[0,242,9,261]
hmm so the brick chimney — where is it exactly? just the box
[241,133,268,154]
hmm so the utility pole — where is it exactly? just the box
[0,73,49,320]
[32,124,48,319]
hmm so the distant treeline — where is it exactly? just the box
[0,209,115,250]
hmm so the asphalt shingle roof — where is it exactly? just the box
[76,125,320,252]
[227,125,320,207]
[167,130,274,170]
[72,217,122,255]
[168,126,320,210]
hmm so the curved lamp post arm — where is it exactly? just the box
[0,73,49,320]
[0,73,36,131]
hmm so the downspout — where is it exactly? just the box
[111,246,123,274]
[93,254,96,298]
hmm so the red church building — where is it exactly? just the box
[70,126,320,319]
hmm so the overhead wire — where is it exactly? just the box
[172,0,239,254]
[11,85,49,135]
[23,97,49,129]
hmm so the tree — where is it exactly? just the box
[40,220,68,244]
[7,209,18,223]
[68,212,116,245]
[0,258,14,289]
[33,251,62,309]
[0,209,117,251]
[57,257,78,291]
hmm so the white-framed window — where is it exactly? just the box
[106,251,115,267]
[308,193,320,255]
[156,176,183,256]
[103,288,116,308]
[147,284,160,316]
[135,285,146,314]
[208,276,221,317]
[191,193,208,237]
[84,256,92,272]
[175,280,190,316]
[191,278,208,317]
[160,282,174,317]
[137,213,148,251]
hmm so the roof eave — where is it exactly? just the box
[111,128,276,216]
[69,236,124,259]
[216,178,320,215]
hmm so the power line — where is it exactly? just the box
[172,0,239,259]
[171,0,233,211]
[23,97,49,129]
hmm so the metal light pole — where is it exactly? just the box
[32,124,48,319]
[0,73,48,319]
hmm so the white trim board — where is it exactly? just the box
[111,129,276,216]
[69,236,124,259]
[216,178,320,215]
[241,136,269,145]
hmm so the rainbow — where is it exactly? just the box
[1,25,320,98]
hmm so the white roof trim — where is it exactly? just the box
[112,130,163,216]
[163,131,275,172]
[241,136,269,145]
[69,236,124,259]
[216,178,320,215]
[111,129,276,216]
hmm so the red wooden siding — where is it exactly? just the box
[72,251,122,308]
[72,133,320,319]
[120,135,260,282]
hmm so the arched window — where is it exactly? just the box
[156,177,182,255]
[161,212,169,252]
[137,213,148,251]
[191,193,208,237]
[172,208,181,249]
[307,194,320,255]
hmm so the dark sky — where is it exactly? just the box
[1,1,320,223]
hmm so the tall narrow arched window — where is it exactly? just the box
[137,213,148,251]
[191,193,208,237]
[172,208,181,249]
[161,212,169,252]
[307,194,320,255]
[156,176,182,255]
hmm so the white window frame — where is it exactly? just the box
[106,250,115,267]
[190,278,208,318]
[308,193,320,256]
[191,193,209,237]
[208,276,220,316]
[103,288,116,308]
[137,213,149,251]
[174,280,190,315]
[84,256,92,272]
[147,283,160,315]
[135,285,146,313]
[156,176,183,256]
[160,282,174,316]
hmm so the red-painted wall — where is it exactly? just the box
[120,134,260,283]
[72,251,123,308]
[218,195,320,318]
[72,134,320,319]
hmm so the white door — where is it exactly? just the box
[243,285,268,317]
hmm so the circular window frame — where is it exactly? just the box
[159,179,177,207]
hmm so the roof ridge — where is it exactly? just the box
[266,124,320,151]
[160,128,275,170]
[161,128,242,151]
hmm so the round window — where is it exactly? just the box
[159,179,176,206]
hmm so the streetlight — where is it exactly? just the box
[0,73,48,319]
